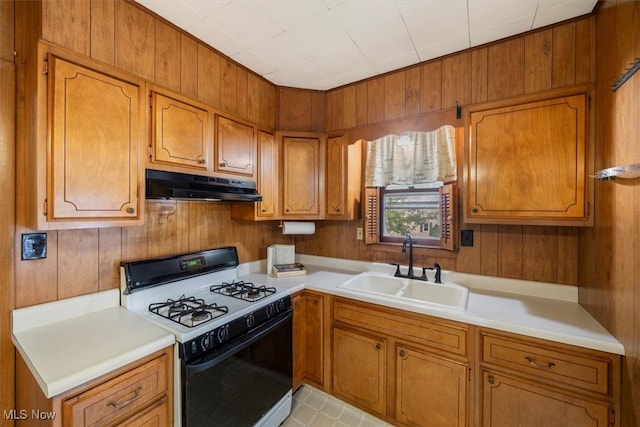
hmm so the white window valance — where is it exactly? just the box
[364,125,457,187]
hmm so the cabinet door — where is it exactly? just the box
[216,115,256,178]
[396,345,468,427]
[151,90,210,171]
[332,327,386,416]
[282,134,323,218]
[256,130,278,218]
[292,292,325,391]
[325,136,362,220]
[49,55,141,222]
[465,92,591,226]
[481,370,611,427]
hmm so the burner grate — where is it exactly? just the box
[210,280,277,302]
[149,296,229,328]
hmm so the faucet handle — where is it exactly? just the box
[390,263,401,277]
[420,267,428,280]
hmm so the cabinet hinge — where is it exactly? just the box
[468,367,472,381]
[43,58,49,76]
[147,145,153,159]
[42,199,48,216]
[588,94,592,109]
[610,409,615,426]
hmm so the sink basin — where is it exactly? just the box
[339,274,406,294]
[339,273,468,311]
[401,280,468,309]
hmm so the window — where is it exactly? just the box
[380,188,442,247]
[364,183,456,251]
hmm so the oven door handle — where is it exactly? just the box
[186,308,292,376]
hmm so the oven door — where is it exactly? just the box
[183,309,292,427]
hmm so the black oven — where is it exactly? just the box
[182,306,293,427]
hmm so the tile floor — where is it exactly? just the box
[282,385,394,427]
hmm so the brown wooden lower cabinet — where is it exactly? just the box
[330,297,471,426]
[16,346,173,427]
[477,329,620,427]
[291,293,621,427]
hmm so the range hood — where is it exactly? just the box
[145,169,262,202]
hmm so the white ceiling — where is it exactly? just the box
[135,0,598,91]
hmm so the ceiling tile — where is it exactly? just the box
[533,0,597,29]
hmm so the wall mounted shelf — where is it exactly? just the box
[590,163,640,180]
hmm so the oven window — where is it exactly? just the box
[184,315,292,427]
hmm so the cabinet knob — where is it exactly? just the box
[261,208,267,212]
[198,159,206,164]
[487,376,495,385]
[399,350,406,357]
[126,207,135,214]
[472,208,478,213]
[375,343,382,350]
[220,161,227,167]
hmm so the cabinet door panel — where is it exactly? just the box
[332,327,386,415]
[465,92,590,225]
[216,115,255,177]
[396,345,468,427]
[50,55,140,220]
[152,91,209,170]
[481,370,610,427]
[282,136,322,217]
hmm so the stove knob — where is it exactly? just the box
[201,334,212,351]
[190,341,198,355]
[217,326,229,343]
[275,299,285,313]
[246,313,255,328]
[266,303,275,318]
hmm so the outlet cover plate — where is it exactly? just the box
[22,233,47,260]
[461,230,474,247]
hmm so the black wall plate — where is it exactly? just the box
[22,233,47,260]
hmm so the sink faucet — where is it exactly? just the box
[401,234,414,278]
[433,263,442,284]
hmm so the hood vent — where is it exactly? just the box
[145,169,262,202]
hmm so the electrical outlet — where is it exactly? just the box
[461,229,474,247]
[22,233,47,260]
[356,227,363,240]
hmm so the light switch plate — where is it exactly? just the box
[22,233,47,260]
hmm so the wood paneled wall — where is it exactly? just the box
[0,0,16,420]
[281,17,593,286]
[579,2,640,426]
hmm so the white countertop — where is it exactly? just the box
[238,254,625,355]
[12,289,175,398]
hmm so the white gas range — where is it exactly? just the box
[120,246,293,427]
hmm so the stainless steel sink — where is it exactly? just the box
[339,272,469,311]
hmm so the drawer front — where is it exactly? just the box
[63,353,169,426]
[333,299,468,357]
[481,333,611,395]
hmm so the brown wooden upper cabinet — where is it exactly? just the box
[280,131,325,219]
[325,135,362,220]
[464,88,593,226]
[215,115,257,179]
[149,87,212,172]
[23,43,145,230]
